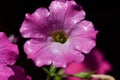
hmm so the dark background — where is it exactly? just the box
[0,0,120,80]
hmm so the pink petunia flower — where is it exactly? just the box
[0,32,32,80]
[20,0,98,67]
[0,32,19,65]
[64,48,112,80]
[0,64,32,80]
[0,32,16,79]
[0,64,14,80]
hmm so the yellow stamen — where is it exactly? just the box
[51,31,67,44]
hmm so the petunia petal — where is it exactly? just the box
[24,39,67,67]
[24,39,52,67]
[49,0,85,32]
[24,38,84,67]
[64,48,112,80]
[63,2,85,34]
[0,32,11,45]
[50,40,84,67]
[0,32,19,65]
[20,8,50,38]
[0,64,14,80]
[98,61,112,74]
[8,65,32,80]
[0,32,19,52]
[69,20,98,38]
[49,0,68,27]
[0,50,18,65]
[64,62,86,74]
[71,37,96,54]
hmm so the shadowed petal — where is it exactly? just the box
[64,48,112,80]
[8,65,32,80]
[0,64,14,80]
[0,32,19,65]
[49,0,68,27]
[49,1,85,33]
[63,2,85,34]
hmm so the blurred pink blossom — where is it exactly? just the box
[20,0,98,67]
[0,32,31,80]
[0,64,32,80]
[8,65,32,80]
[0,32,19,65]
[0,64,14,80]
[64,48,112,80]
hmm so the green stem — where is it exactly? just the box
[42,65,66,80]
[49,65,57,74]
[47,75,51,80]
[42,67,49,74]
[42,65,57,80]
[42,67,51,80]
[54,74,67,78]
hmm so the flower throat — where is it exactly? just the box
[52,31,67,44]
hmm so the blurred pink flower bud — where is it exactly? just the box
[64,48,112,80]
[0,32,32,80]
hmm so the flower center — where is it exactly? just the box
[52,31,67,44]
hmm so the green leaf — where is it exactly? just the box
[73,71,94,79]
[54,76,63,80]
[57,69,64,75]
[49,65,57,74]
[42,67,49,74]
